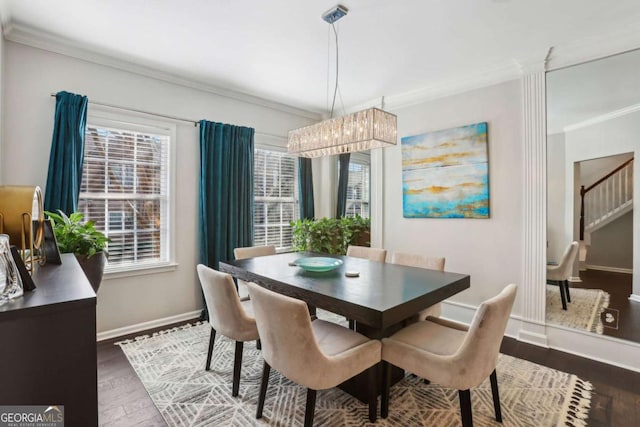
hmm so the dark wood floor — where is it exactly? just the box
[572,269,639,342]
[98,320,640,426]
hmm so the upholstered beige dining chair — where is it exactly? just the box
[547,241,579,310]
[246,282,382,427]
[196,264,259,397]
[233,245,276,299]
[347,245,387,263]
[346,245,387,329]
[391,252,445,320]
[381,284,517,427]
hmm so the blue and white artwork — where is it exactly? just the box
[401,122,489,218]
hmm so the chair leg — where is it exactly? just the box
[205,328,216,371]
[490,370,503,423]
[232,341,243,397]
[256,339,262,350]
[564,280,571,303]
[256,361,271,419]
[304,388,317,427]
[368,365,378,422]
[558,280,567,310]
[348,319,355,330]
[381,361,391,419]
[458,389,473,427]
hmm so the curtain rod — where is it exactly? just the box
[48,93,287,140]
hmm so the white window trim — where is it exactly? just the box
[84,106,177,277]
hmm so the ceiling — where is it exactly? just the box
[1,0,640,115]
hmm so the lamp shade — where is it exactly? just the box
[288,107,397,158]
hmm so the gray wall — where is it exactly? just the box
[587,210,633,270]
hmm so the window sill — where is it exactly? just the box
[103,262,178,280]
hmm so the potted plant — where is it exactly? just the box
[45,210,110,292]
[291,216,371,255]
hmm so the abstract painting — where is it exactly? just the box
[401,122,489,218]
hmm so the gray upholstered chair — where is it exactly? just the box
[196,264,259,397]
[246,282,382,427]
[391,252,445,320]
[381,284,517,427]
[547,241,579,310]
[233,245,276,299]
[347,245,387,263]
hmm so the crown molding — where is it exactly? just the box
[547,26,640,71]
[3,22,322,121]
[563,102,640,133]
[348,60,522,113]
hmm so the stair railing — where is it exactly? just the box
[580,157,634,240]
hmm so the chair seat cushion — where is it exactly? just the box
[312,319,371,356]
[389,319,466,356]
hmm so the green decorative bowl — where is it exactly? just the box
[294,257,343,272]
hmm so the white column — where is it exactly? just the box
[370,148,384,248]
[519,65,549,347]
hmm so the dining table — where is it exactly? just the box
[219,251,470,402]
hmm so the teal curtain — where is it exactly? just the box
[198,120,255,271]
[298,158,315,220]
[336,153,351,217]
[44,91,88,214]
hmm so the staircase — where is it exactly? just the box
[579,158,634,269]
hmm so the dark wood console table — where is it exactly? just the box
[0,253,97,426]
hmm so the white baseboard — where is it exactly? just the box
[629,294,640,303]
[586,264,633,274]
[568,276,582,283]
[97,310,202,342]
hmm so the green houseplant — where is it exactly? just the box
[291,216,370,255]
[45,210,109,292]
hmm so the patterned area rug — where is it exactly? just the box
[546,284,610,333]
[117,314,592,427]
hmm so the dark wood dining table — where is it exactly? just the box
[219,251,470,402]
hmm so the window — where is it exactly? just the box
[345,159,370,218]
[78,117,173,272]
[253,148,298,250]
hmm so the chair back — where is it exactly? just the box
[391,252,445,271]
[246,282,325,384]
[234,245,276,260]
[196,264,256,341]
[347,245,387,263]
[556,241,579,280]
[455,284,517,386]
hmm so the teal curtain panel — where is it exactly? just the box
[336,153,350,217]
[298,158,315,219]
[198,120,255,271]
[44,91,88,214]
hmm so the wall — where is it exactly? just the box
[1,41,315,334]
[587,210,633,270]
[564,111,639,296]
[0,28,4,183]
[382,80,524,315]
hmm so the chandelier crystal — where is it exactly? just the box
[288,107,397,158]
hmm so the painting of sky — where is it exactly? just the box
[402,122,489,218]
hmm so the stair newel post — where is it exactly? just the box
[579,185,585,241]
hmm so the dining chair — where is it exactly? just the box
[347,245,387,263]
[391,252,445,320]
[547,241,579,310]
[346,245,387,329]
[196,264,259,397]
[234,245,276,299]
[246,282,382,427]
[381,284,517,427]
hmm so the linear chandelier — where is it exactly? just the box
[287,5,397,158]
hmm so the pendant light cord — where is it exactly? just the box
[330,23,339,118]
